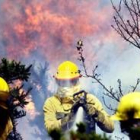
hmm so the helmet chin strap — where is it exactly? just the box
[57,84,81,98]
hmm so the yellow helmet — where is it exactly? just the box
[54,61,81,80]
[111,92,140,120]
[0,77,10,102]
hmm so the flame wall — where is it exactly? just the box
[0,0,116,65]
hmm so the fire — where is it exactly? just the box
[0,0,116,64]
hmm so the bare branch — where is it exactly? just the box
[117,79,124,97]
[130,78,140,92]
[111,0,140,49]
[102,96,116,112]
[76,40,140,112]
[76,40,121,103]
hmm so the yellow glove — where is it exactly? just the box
[95,111,105,123]
[87,104,96,116]
[87,104,105,123]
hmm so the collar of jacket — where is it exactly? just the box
[54,94,74,103]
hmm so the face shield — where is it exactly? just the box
[56,78,79,88]
[56,78,81,98]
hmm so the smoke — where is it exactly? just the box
[0,0,115,66]
[0,0,139,139]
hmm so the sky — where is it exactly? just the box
[0,0,140,139]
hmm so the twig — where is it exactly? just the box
[130,78,140,92]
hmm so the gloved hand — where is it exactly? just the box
[94,111,105,123]
[87,104,96,116]
[61,113,75,130]
[87,104,105,123]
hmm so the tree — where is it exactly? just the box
[111,0,140,50]
[49,123,112,140]
[0,58,32,139]
[0,58,32,83]
[0,58,32,108]
[0,58,51,140]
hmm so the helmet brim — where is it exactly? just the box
[110,114,123,121]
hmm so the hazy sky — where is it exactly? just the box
[0,0,140,139]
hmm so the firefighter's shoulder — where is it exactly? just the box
[86,93,103,107]
[43,95,61,109]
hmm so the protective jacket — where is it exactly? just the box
[43,91,114,133]
[0,105,13,140]
[0,77,13,140]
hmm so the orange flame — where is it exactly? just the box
[0,0,117,64]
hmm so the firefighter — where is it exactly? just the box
[111,92,140,139]
[43,61,114,133]
[0,77,13,140]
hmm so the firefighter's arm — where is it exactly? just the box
[95,107,114,133]
[87,94,114,133]
[43,98,61,132]
[2,118,13,140]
